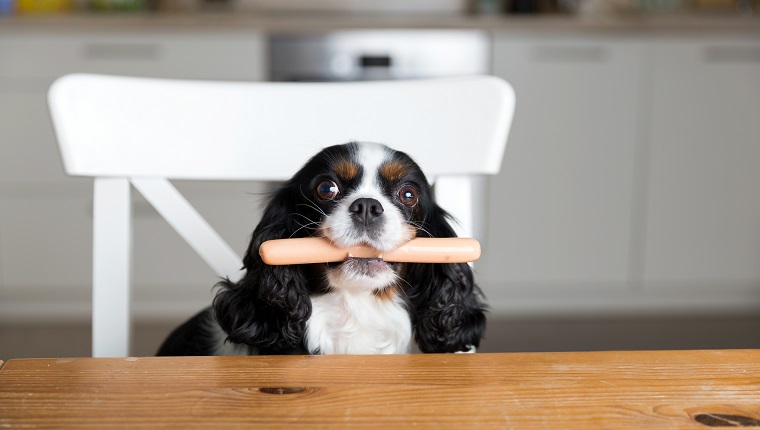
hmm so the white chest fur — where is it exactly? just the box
[306,290,412,355]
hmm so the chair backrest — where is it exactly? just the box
[48,73,515,357]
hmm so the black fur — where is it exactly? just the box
[406,205,487,353]
[212,182,316,355]
[157,142,486,356]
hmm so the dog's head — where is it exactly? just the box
[214,142,485,354]
[296,142,431,293]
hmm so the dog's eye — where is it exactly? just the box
[398,185,419,207]
[316,180,340,200]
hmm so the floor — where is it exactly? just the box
[2,316,759,359]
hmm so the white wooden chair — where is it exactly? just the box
[48,73,515,357]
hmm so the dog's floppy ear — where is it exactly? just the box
[406,204,487,353]
[213,184,312,354]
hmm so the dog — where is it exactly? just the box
[157,142,486,356]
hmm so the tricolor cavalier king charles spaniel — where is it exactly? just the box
[157,142,486,356]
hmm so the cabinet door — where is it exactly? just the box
[0,29,267,320]
[643,38,760,291]
[485,36,643,303]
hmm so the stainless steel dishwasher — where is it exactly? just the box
[268,30,489,82]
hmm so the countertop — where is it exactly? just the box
[2,10,759,34]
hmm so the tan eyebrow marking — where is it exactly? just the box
[380,161,409,182]
[333,159,360,181]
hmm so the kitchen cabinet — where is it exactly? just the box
[485,33,760,315]
[0,28,267,321]
[642,38,760,293]
[483,35,644,309]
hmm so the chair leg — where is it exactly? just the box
[92,178,132,357]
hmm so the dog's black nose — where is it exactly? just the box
[349,198,384,226]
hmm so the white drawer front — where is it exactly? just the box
[0,31,266,81]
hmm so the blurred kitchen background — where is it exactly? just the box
[1,0,759,358]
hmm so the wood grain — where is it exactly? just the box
[1,351,759,429]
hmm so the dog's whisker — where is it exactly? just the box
[294,189,325,213]
[394,276,413,301]
[298,186,328,217]
[295,202,325,217]
[290,212,318,225]
[407,221,434,238]
[289,212,323,237]
[404,211,434,238]
[290,220,321,238]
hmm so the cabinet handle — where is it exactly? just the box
[82,43,161,61]
[703,46,760,64]
[531,46,607,63]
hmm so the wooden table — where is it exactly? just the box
[1,350,759,429]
